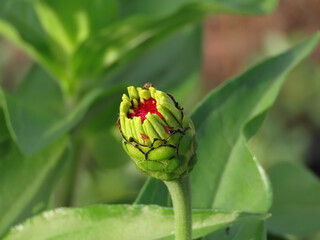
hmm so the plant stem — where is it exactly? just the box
[164,176,192,240]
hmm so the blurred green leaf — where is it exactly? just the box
[0,111,10,143]
[34,0,118,55]
[119,0,277,18]
[267,234,287,240]
[71,165,144,207]
[107,24,202,91]
[203,221,266,240]
[0,0,118,92]
[0,0,50,56]
[0,0,277,94]
[0,66,119,154]
[69,4,213,81]
[135,178,171,206]
[0,66,63,154]
[267,162,320,237]
[248,113,311,169]
[80,92,127,169]
[0,133,69,237]
[2,205,268,240]
[87,126,129,169]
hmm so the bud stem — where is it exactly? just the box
[164,176,192,240]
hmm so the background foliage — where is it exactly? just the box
[0,0,319,239]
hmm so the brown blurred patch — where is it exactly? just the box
[203,0,320,88]
[0,37,32,91]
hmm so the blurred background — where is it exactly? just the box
[202,0,320,176]
[0,0,319,239]
[1,0,319,173]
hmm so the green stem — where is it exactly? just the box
[164,176,192,240]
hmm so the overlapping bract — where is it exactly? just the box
[118,84,197,180]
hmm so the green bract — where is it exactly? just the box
[118,84,197,181]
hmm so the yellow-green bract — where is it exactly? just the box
[118,84,197,181]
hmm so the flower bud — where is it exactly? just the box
[117,83,197,181]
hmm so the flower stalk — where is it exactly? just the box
[164,176,192,240]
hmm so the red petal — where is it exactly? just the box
[127,98,163,123]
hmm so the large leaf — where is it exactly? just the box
[136,33,320,239]
[267,162,320,237]
[0,66,120,154]
[2,205,268,240]
[190,34,319,212]
[0,130,69,237]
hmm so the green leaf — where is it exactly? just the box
[70,4,212,81]
[83,94,129,169]
[107,24,202,91]
[135,178,171,206]
[191,33,320,212]
[0,66,119,154]
[119,0,277,18]
[267,162,320,237]
[188,33,319,240]
[0,0,119,92]
[0,132,69,237]
[34,0,118,55]
[2,205,268,240]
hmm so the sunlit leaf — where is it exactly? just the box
[2,205,268,240]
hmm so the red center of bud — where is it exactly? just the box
[127,98,163,123]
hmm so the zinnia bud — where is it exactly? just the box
[117,83,197,181]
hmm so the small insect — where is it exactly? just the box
[143,82,154,89]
